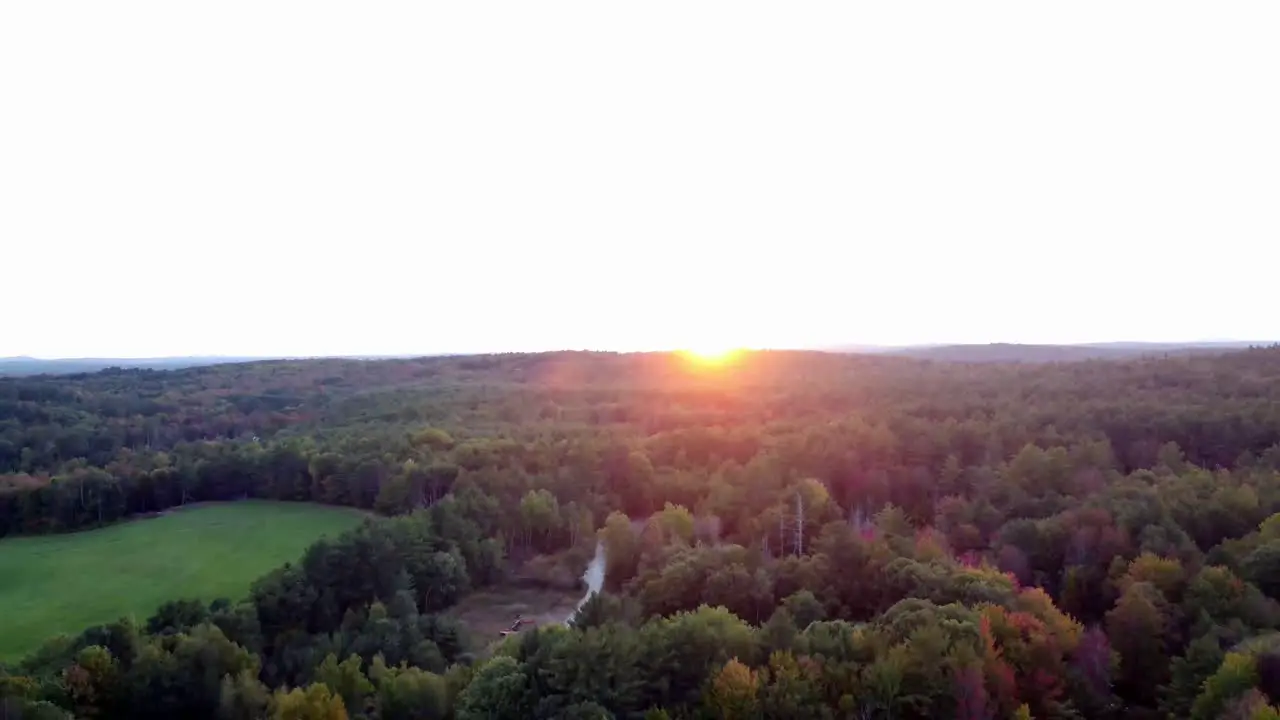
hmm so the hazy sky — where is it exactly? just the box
[3,2,1278,358]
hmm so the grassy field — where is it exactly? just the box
[0,501,366,661]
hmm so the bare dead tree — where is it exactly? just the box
[795,491,805,556]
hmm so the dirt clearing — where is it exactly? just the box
[448,585,582,654]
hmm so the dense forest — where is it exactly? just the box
[6,348,1280,718]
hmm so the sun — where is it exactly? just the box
[680,345,742,365]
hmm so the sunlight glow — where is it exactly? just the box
[681,346,742,366]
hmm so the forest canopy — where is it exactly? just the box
[5,348,1280,718]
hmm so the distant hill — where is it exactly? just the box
[0,354,435,377]
[0,356,266,377]
[852,341,1273,363]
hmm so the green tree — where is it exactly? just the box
[1164,632,1228,720]
[519,489,561,551]
[219,670,272,720]
[370,658,449,720]
[760,608,799,656]
[655,502,695,545]
[454,656,530,720]
[312,655,373,718]
[1192,652,1259,720]
[600,511,640,590]
[781,590,827,630]
[1243,541,1280,599]
[1106,582,1170,707]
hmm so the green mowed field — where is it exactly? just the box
[0,501,366,661]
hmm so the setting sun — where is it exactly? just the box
[680,345,742,365]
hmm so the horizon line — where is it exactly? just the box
[4,339,1277,363]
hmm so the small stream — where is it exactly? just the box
[565,541,606,625]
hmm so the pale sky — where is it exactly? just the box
[2,2,1277,358]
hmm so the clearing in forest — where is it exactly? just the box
[0,500,366,662]
[446,585,583,655]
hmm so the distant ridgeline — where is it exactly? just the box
[0,356,269,377]
[6,349,1280,717]
[835,340,1272,363]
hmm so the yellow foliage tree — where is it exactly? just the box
[273,683,348,720]
[705,657,760,720]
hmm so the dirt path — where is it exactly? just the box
[566,541,605,624]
